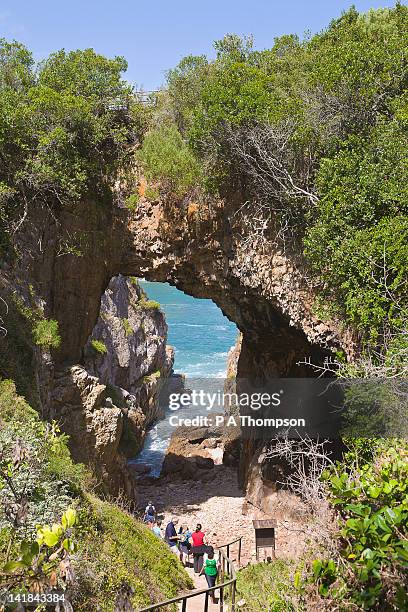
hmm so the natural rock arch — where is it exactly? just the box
[49,194,355,380]
[11,192,356,496]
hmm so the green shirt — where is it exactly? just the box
[204,559,218,576]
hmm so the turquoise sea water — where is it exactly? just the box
[131,281,238,476]
[140,281,237,377]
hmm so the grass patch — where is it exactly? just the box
[125,192,140,212]
[140,299,161,311]
[235,560,301,611]
[145,185,160,200]
[73,494,193,611]
[141,370,161,384]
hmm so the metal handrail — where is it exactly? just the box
[138,536,242,612]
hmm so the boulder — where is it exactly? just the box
[195,456,214,470]
[161,453,185,475]
[128,463,151,476]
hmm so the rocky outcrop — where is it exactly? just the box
[9,267,175,495]
[2,179,359,497]
[119,195,357,378]
[84,275,172,395]
[51,365,134,497]
[161,424,224,481]
[83,274,174,457]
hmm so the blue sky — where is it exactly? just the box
[0,1,402,90]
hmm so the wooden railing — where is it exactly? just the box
[138,536,242,612]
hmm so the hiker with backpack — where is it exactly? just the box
[143,500,156,524]
[178,524,192,566]
[200,547,219,603]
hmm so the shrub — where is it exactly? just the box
[90,339,107,355]
[159,5,408,345]
[2,508,78,597]
[32,318,61,348]
[0,381,193,610]
[0,42,146,246]
[125,192,139,212]
[138,124,202,196]
[0,380,83,537]
[121,317,133,337]
[140,298,161,311]
[312,439,408,610]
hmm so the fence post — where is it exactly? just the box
[238,538,242,566]
[231,580,236,612]
[204,591,209,612]
[182,598,187,612]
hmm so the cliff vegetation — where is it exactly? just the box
[0,380,192,609]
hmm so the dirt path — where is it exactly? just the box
[137,465,307,567]
[177,567,220,612]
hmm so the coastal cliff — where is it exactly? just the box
[0,186,355,496]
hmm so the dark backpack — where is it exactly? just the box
[146,505,155,516]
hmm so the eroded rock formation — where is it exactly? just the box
[2,185,358,496]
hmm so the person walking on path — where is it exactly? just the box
[178,524,192,566]
[164,518,179,554]
[190,523,207,573]
[152,519,163,538]
[200,548,219,604]
[144,500,156,524]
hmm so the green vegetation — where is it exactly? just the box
[1,7,408,610]
[137,124,202,197]
[235,560,300,611]
[314,439,408,610]
[3,507,78,597]
[140,298,161,311]
[33,318,61,348]
[141,370,161,385]
[125,192,140,212]
[90,339,108,355]
[0,380,192,609]
[139,7,408,610]
[145,185,160,200]
[74,495,192,611]
[0,41,148,257]
[0,291,37,405]
[151,4,408,348]
[121,317,133,337]
[0,287,60,402]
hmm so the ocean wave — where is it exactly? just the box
[170,323,207,327]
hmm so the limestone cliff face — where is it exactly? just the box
[51,365,134,497]
[84,274,174,459]
[84,275,172,395]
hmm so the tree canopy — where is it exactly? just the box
[140,4,408,346]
